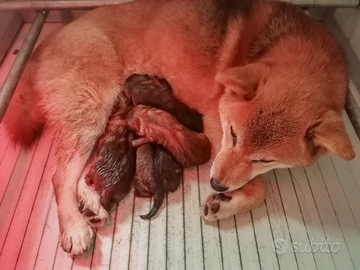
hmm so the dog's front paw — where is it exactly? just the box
[78,177,110,228]
[201,177,266,222]
[59,214,95,256]
[201,193,234,222]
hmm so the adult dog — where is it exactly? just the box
[3,0,355,255]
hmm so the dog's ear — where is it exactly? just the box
[215,63,268,100]
[308,111,355,160]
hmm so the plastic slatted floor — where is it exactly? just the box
[0,23,360,270]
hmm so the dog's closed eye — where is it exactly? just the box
[251,159,275,163]
[230,125,237,146]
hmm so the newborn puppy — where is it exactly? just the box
[85,116,136,212]
[124,74,207,219]
[124,74,204,133]
[127,104,211,168]
[134,144,183,219]
[124,74,210,167]
[128,105,211,218]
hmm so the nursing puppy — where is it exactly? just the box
[79,92,134,216]
[124,74,205,219]
[124,74,204,133]
[135,144,183,220]
[124,74,209,167]
[84,125,135,213]
[3,0,355,255]
[126,105,211,168]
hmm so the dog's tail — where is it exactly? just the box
[2,71,45,148]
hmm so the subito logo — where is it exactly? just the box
[272,238,288,255]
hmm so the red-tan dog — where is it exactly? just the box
[3,0,355,255]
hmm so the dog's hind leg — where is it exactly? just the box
[52,121,111,256]
[52,141,95,255]
[201,176,266,222]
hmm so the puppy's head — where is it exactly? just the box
[123,74,173,107]
[211,62,355,192]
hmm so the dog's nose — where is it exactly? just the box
[210,177,228,192]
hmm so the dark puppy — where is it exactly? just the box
[135,144,183,219]
[124,74,205,219]
[124,74,204,133]
[124,74,209,166]
[84,114,136,212]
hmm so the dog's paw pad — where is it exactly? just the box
[79,201,110,228]
[201,193,233,222]
[211,202,220,214]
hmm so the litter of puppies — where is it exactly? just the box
[84,74,211,219]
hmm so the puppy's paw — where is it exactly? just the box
[201,193,234,222]
[78,177,110,228]
[59,214,95,256]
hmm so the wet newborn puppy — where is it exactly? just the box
[134,144,183,219]
[124,74,204,133]
[84,113,136,212]
[127,105,211,219]
[124,74,207,219]
[127,105,211,167]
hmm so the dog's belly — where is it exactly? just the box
[82,1,224,111]
[29,0,226,152]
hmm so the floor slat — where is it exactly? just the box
[0,133,53,270]
[109,195,134,270]
[304,163,355,270]
[198,165,223,270]
[289,167,337,270]
[265,171,299,270]
[183,168,205,270]
[165,179,185,270]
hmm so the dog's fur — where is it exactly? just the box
[2,0,355,255]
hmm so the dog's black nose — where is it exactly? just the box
[210,177,228,192]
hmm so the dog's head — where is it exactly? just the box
[211,62,355,192]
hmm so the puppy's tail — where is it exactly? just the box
[2,73,45,148]
[140,193,165,220]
